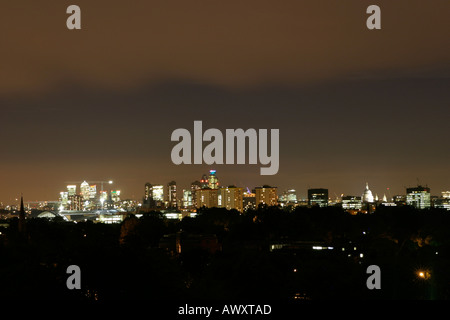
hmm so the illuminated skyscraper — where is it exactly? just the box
[67,185,77,197]
[183,190,193,208]
[80,181,90,200]
[219,186,244,212]
[89,185,97,199]
[208,170,219,189]
[255,185,278,207]
[308,188,328,207]
[191,181,202,208]
[152,185,164,207]
[196,188,219,208]
[406,186,431,209]
[167,181,177,208]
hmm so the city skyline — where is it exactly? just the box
[1,1,449,205]
[2,169,448,206]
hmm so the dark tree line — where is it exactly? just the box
[1,205,450,300]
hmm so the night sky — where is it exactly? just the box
[1,0,449,203]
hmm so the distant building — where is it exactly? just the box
[190,181,202,209]
[219,186,244,212]
[196,188,219,208]
[393,195,406,206]
[80,181,90,200]
[362,183,374,203]
[208,170,219,189]
[280,189,297,206]
[434,191,450,210]
[67,185,77,197]
[182,190,193,208]
[167,181,177,209]
[342,196,362,210]
[308,188,328,207]
[255,186,278,207]
[406,186,431,209]
[144,183,164,208]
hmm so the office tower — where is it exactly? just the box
[255,185,278,207]
[80,181,90,200]
[342,196,362,210]
[406,186,431,209]
[67,185,77,196]
[219,186,244,212]
[167,181,177,208]
[434,191,450,210]
[196,188,219,208]
[59,191,69,209]
[68,194,82,211]
[152,185,164,207]
[191,181,202,208]
[308,188,328,207]
[89,185,97,199]
[208,170,219,189]
[183,190,193,208]
[362,183,374,203]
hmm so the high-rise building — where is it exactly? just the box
[255,185,278,207]
[219,186,244,212]
[196,188,219,208]
[406,186,431,209]
[167,181,177,208]
[191,181,202,208]
[182,190,193,208]
[67,185,77,197]
[152,185,164,207]
[59,191,69,209]
[308,188,328,207]
[80,181,90,200]
[89,185,97,199]
[208,170,219,189]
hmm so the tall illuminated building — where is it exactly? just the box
[80,181,90,200]
[308,188,328,207]
[167,181,177,208]
[196,188,219,209]
[190,181,202,208]
[255,185,278,207]
[183,190,193,208]
[208,170,219,189]
[67,185,77,197]
[406,186,431,209]
[59,191,69,209]
[152,185,164,207]
[89,185,97,199]
[219,186,244,212]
